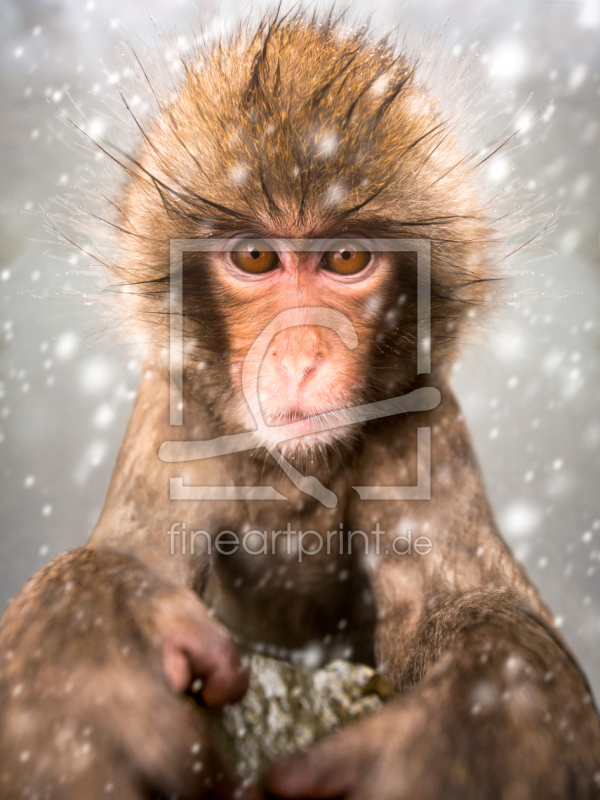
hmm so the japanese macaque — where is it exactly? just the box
[1,10,599,800]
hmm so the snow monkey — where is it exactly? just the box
[1,10,599,800]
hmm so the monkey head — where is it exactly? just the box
[103,15,497,456]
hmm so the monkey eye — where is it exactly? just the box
[324,241,371,275]
[231,239,278,274]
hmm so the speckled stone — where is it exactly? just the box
[195,654,398,784]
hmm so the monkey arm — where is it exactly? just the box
[88,368,247,591]
[0,546,250,800]
[266,386,600,798]
[0,376,255,799]
[346,383,551,680]
[266,589,600,800]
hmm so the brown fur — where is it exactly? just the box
[1,11,599,800]
[93,12,497,434]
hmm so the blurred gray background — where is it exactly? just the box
[0,0,599,692]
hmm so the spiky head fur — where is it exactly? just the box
[65,10,508,451]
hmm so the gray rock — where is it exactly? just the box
[195,654,398,784]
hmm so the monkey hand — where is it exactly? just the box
[0,547,254,800]
[265,643,600,800]
[265,693,433,800]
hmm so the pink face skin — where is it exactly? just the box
[212,240,394,451]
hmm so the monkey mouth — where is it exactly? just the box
[265,410,314,426]
[256,405,359,456]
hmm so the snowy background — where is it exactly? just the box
[0,0,599,692]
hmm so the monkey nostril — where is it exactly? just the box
[302,355,321,380]
[277,353,322,388]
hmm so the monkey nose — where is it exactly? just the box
[273,349,322,390]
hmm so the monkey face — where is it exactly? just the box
[208,240,398,453]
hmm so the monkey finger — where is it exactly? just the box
[163,636,194,691]
[161,619,249,705]
[156,591,250,704]
[265,720,377,798]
